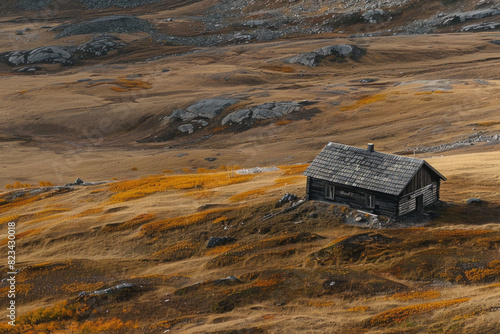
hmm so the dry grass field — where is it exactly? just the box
[0,2,500,332]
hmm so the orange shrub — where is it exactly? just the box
[38,181,54,187]
[341,94,386,111]
[276,120,292,125]
[348,306,370,312]
[369,298,470,327]
[5,181,34,189]
[153,241,200,261]
[79,318,138,332]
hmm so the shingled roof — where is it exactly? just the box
[304,143,446,196]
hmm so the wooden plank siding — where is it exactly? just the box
[401,165,440,195]
[307,177,399,217]
[398,182,440,216]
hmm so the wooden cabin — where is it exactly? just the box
[303,143,446,217]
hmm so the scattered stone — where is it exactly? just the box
[360,78,376,83]
[162,69,170,72]
[285,44,365,66]
[78,0,162,9]
[467,198,483,205]
[207,236,237,248]
[17,66,47,73]
[178,124,194,134]
[84,283,136,296]
[235,166,279,174]
[175,153,188,157]
[278,193,298,205]
[75,178,84,185]
[127,74,142,78]
[205,157,217,162]
[16,30,24,35]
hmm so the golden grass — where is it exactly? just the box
[79,318,139,332]
[153,240,200,261]
[274,175,304,186]
[435,229,492,237]
[229,188,267,202]
[341,94,386,111]
[60,282,103,293]
[348,306,370,312]
[262,65,296,72]
[279,163,309,175]
[183,189,217,199]
[0,215,19,225]
[0,194,45,214]
[109,173,254,202]
[476,121,500,127]
[140,208,234,235]
[388,291,441,301]
[0,228,42,246]
[38,181,54,187]
[72,207,104,218]
[369,298,470,327]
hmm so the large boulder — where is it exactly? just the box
[286,44,365,66]
[221,102,301,125]
[5,46,72,66]
[362,9,391,24]
[169,98,238,122]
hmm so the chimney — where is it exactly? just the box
[367,143,374,153]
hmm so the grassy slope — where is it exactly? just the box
[0,5,500,333]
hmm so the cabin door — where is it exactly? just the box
[416,195,424,212]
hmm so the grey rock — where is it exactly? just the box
[169,98,238,122]
[176,153,188,157]
[16,0,51,11]
[186,98,238,119]
[286,44,365,66]
[75,178,84,184]
[221,102,301,125]
[205,157,217,162]
[286,52,318,66]
[362,9,390,24]
[207,236,236,248]
[461,22,500,32]
[221,109,251,125]
[467,198,483,205]
[442,8,500,26]
[16,30,24,35]
[178,124,194,134]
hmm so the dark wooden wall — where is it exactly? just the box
[307,177,399,217]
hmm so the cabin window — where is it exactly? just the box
[365,194,375,208]
[325,184,335,200]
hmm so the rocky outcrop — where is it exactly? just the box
[221,102,301,125]
[362,9,391,24]
[168,98,238,122]
[78,0,161,9]
[1,35,125,66]
[76,35,126,57]
[5,46,72,66]
[461,22,500,31]
[285,44,365,66]
[441,8,500,26]
[52,15,154,38]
